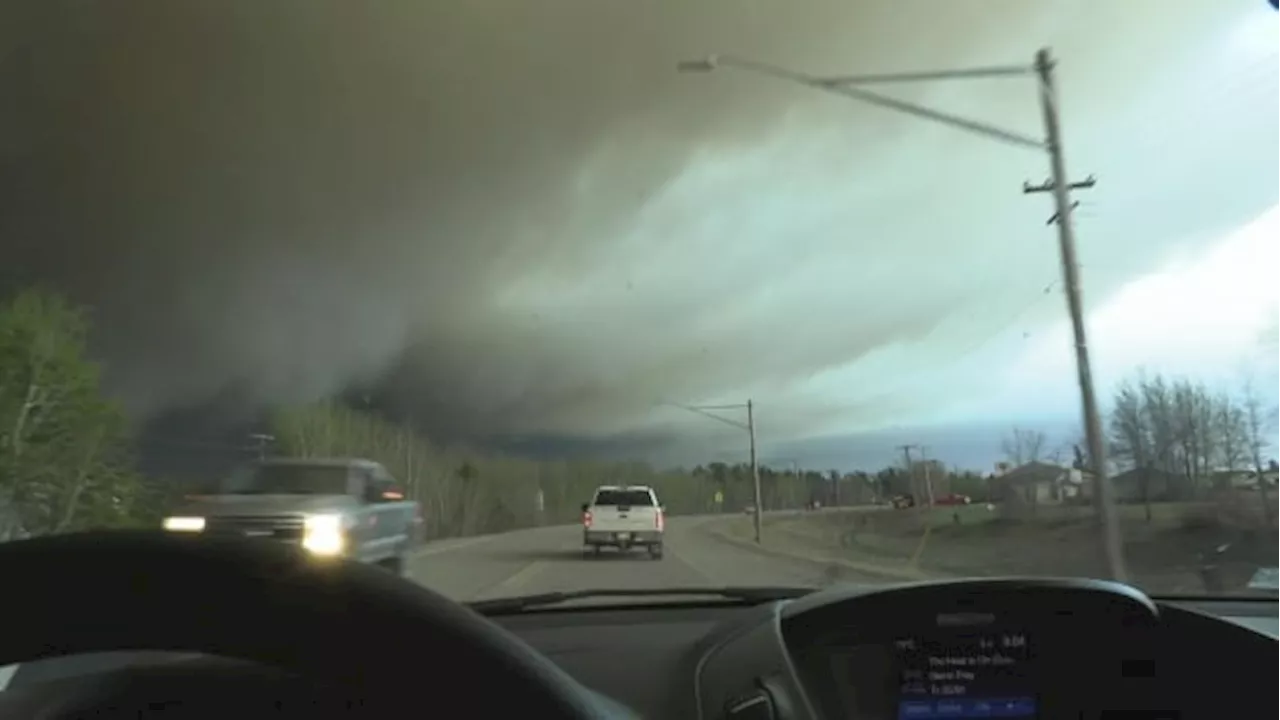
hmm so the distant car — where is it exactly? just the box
[582,485,664,559]
[743,504,756,515]
[890,495,916,509]
[935,494,972,506]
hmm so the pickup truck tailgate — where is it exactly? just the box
[590,505,658,532]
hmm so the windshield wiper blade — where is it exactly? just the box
[466,586,812,614]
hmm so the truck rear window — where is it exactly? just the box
[593,490,653,507]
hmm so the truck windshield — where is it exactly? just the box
[593,490,653,507]
[219,464,350,495]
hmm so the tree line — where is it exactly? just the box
[996,372,1277,525]
[1108,372,1276,523]
[1,287,1273,541]
[271,400,855,538]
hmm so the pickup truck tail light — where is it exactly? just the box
[582,510,593,528]
[655,508,664,531]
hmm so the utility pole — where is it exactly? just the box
[920,446,936,506]
[1023,48,1126,581]
[898,444,917,502]
[668,399,763,543]
[788,459,803,509]
[746,400,762,543]
[678,46,1127,580]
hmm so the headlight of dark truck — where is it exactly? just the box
[301,514,346,556]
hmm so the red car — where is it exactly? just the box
[935,493,972,506]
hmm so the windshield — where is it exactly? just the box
[216,465,350,496]
[0,0,1276,614]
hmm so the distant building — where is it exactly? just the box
[1110,467,1188,503]
[991,461,1074,509]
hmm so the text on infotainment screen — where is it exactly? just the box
[895,632,1036,719]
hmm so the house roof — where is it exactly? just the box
[1111,467,1181,485]
[996,461,1068,487]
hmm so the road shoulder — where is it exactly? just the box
[696,514,938,583]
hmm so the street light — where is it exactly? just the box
[667,400,763,543]
[677,49,1126,581]
[247,433,275,461]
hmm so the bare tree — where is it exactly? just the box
[1214,393,1250,478]
[1171,380,1216,489]
[1109,379,1157,521]
[1001,427,1047,466]
[1139,374,1178,475]
[1241,380,1277,527]
[1110,373,1232,519]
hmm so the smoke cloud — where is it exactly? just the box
[1,1,1274,454]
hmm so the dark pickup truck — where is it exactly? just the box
[162,457,424,575]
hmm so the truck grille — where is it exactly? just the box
[205,514,305,541]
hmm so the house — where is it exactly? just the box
[991,462,1074,509]
[1110,467,1187,503]
[1060,467,1095,501]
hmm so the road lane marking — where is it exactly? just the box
[472,560,549,600]
[411,533,499,557]
[657,529,717,584]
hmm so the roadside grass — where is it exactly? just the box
[723,500,1277,596]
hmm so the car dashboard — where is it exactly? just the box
[488,578,1276,719]
[1,579,1275,719]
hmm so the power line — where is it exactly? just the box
[679,47,1127,581]
[898,444,915,469]
[898,444,935,506]
[669,400,762,543]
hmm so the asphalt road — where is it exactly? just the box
[408,513,845,601]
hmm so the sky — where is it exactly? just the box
[1,1,1276,470]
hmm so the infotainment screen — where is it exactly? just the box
[893,629,1035,719]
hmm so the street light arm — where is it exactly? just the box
[697,55,1045,151]
[821,64,1033,86]
[670,402,749,430]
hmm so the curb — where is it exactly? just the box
[700,519,942,583]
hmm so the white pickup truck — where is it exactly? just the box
[581,485,664,560]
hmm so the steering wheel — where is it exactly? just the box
[0,531,624,718]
